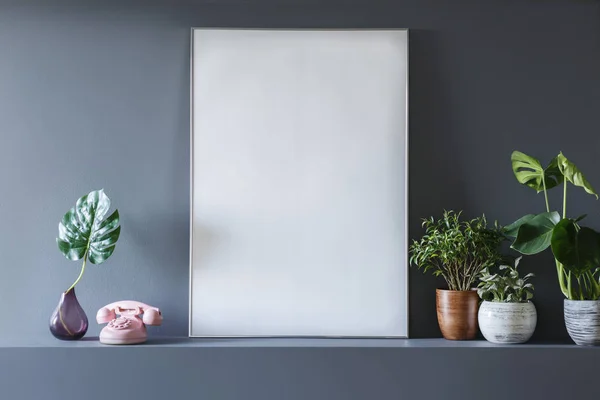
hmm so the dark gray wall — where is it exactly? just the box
[0,0,599,341]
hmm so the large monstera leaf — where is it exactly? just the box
[551,219,600,276]
[57,189,120,264]
[510,211,560,255]
[504,214,536,238]
[556,152,598,199]
[511,151,563,193]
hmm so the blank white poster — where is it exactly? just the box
[190,29,408,337]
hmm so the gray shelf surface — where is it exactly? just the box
[0,336,591,348]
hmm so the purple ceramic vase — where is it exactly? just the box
[49,288,88,340]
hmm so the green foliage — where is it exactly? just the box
[57,189,120,292]
[511,151,563,193]
[503,214,536,238]
[477,257,534,303]
[409,210,505,291]
[508,151,600,300]
[556,152,598,199]
[551,219,600,276]
[510,211,560,255]
[57,189,120,264]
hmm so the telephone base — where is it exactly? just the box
[99,336,147,345]
[96,301,162,345]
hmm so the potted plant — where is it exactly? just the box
[410,210,505,340]
[49,189,121,340]
[506,151,600,345]
[477,256,537,344]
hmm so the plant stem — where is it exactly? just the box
[66,253,88,293]
[593,272,600,300]
[563,180,568,219]
[542,175,550,213]
[555,180,571,298]
[541,177,569,295]
[555,261,569,298]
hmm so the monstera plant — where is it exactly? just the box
[49,189,121,340]
[506,151,600,346]
[506,151,600,300]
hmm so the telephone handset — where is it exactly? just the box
[96,301,162,345]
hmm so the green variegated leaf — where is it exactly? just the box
[93,210,120,239]
[88,244,117,265]
[56,189,120,265]
[57,238,86,260]
[526,291,533,300]
[476,256,535,302]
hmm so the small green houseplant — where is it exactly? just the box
[477,257,534,303]
[49,189,121,340]
[410,210,505,291]
[506,151,600,345]
[410,210,505,340]
[477,257,537,344]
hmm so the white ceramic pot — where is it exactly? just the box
[478,301,537,344]
[564,299,600,346]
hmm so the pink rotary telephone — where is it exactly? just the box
[96,301,162,345]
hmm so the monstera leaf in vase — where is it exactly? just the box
[49,189,121,340]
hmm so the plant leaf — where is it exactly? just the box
[56,189,120,265]
[556,152,598,199]
[504,214,536,238]
[93,210,120,240]
[511,211,561,255]
[57,238,86,261]
[551,219,600,275]
[511,151,563,193]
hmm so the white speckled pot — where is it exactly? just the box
[478,301,537,344]
[564,300,600,346]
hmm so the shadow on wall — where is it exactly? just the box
[124,209,190,336]
[408,29,471,338]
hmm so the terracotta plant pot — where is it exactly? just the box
[436,289,480,340]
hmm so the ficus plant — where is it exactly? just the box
[506,151,600,300]
[477,257,535,303]
[57,189,121,293]
[409,210,505,291]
